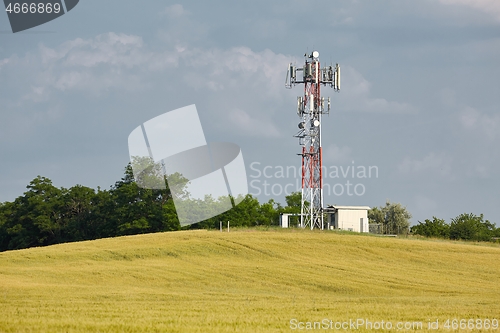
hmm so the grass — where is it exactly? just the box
[0,228,499,332]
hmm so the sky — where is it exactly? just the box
[1,0,499,226]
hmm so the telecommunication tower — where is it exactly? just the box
[285,51,340,229]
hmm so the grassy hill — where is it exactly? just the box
[0,228,499,332]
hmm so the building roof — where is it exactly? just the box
[325,205,371,211]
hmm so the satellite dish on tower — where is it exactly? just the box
[312,51,319,58]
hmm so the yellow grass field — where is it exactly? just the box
[0,228,499,332]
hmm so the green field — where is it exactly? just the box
[0,228,499,332]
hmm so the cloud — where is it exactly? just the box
[181,46,293,99]
[323,144,353,165]
[157,4,207,46]
[0,31,299,144]
[250,19,287,40]
[0,58,10,70]
[0,26,418,145]
[40,33,146,68]
[438,0,500,21]
[229,109,280,138]
[174,46,300,138]
[440,88,500,141]
[459,106,479,129]
[459,106,500,140]
[471,164,490,178]
[161,4,188,18]
[398,152,454,179]
[5,32,180,101]
[338,66,417,114]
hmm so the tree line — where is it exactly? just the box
[410,214,499,242]
[1,164,497,252]
[368,201,499,241]
[0,164,303,252]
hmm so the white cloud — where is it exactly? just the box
[181,46,293,99]
[323,144,353,164]
[0,28,417,143]
[471,164,490,178]
[5,32,180,100]
[161,4,188,18]
[438,0,500,21]
[441,88,500,141]
[398,152,453,179]
[39,33,146,68]
[459,106,500,140]
[0,32,180,142]
[250,19,287,39]
[338,66,417,114]
[228,109,280,138]
[1,31,299,141]
[0,58,10,70]
[459,106,479,129]
[157,4,206,46]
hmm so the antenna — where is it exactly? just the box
[284,50,341,230]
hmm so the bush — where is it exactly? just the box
[411,217,450,238]
[368,202,411,235]
[449,213,496,242]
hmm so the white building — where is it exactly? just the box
[324,205,370,233]
[279,206,370,232]
[279,213,300,228]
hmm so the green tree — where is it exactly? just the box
[281,191,305,215]
[193,194,271,229]
[86,187,116,239]
[369,201,411,235]
[257,199,281,226]
[411,217,450,238]
[384,201,411,235]
[449,213,495,242]
[221,194,261,227]
[6,176,65,249]
[368,207,384,224]
[0,202,13,250]
[62,185,97,241]
[111,163,180,235]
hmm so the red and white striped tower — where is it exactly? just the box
[286,51,340,229]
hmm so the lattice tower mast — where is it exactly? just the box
[285,51,340,229]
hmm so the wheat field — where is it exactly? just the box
[0,228,499,332]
